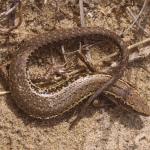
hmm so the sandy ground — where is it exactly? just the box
[0,0,150,149]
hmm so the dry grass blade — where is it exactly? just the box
[0,0,22,35]
[127,7,149,35]
[128,38,150,50]
[123,0,149,34]
[79,0,85,27]
[0,2,19,19]
[0,91,10,96]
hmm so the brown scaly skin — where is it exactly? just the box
[3,27,150,118]
[104,79,150,116]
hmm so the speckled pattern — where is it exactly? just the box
[0,0,150,149]
[8,27,130,118]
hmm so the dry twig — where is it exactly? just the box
[127,7,149,35]
[0,2,19,19]
[123,0,149,34]
[128,37,150,50]
[0,0,22,35]
[0,91,10,96]
[111,42,150,69]
[79,0,85,27]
